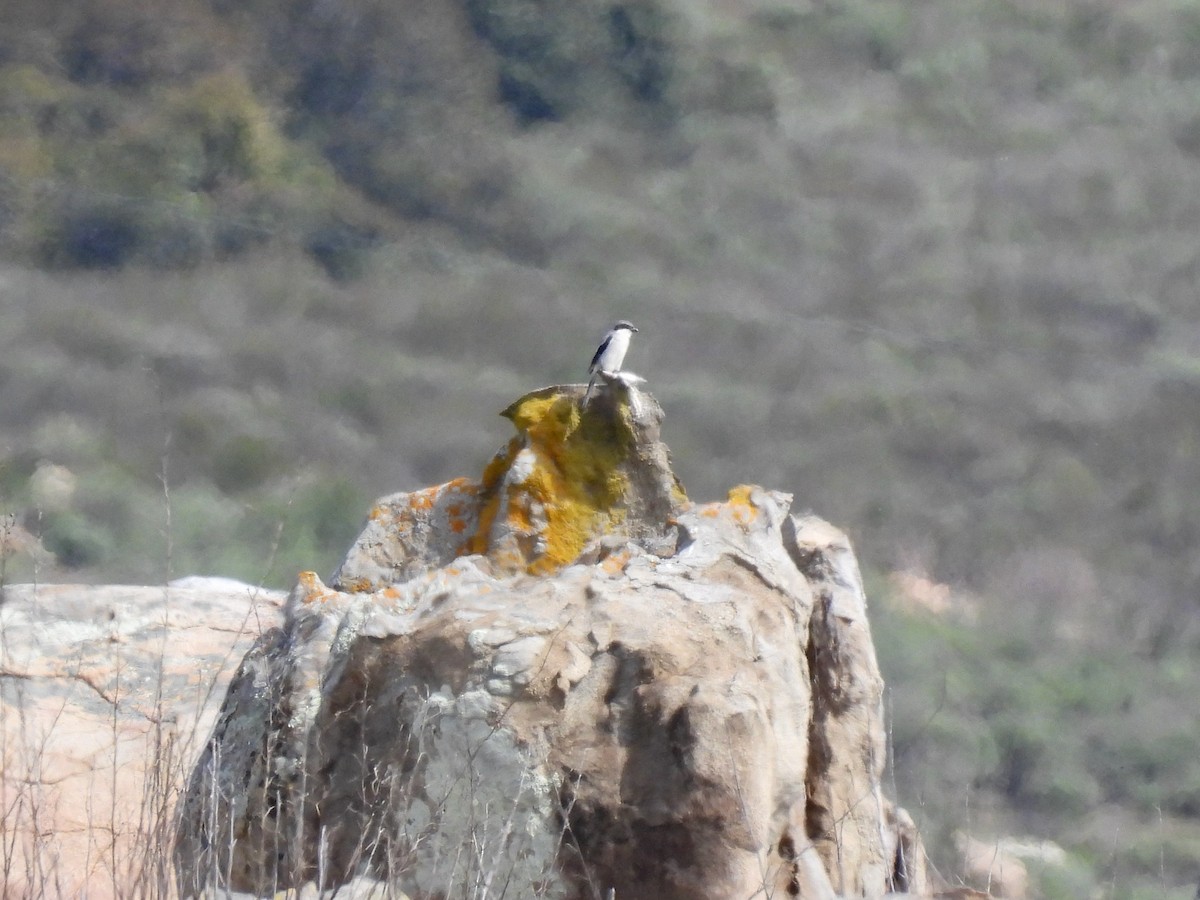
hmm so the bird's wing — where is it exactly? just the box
[588,334,612,374]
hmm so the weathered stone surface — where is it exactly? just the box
[332,382,686,588]
[0,578,285,898]
[953,831,1067,900]
[177,384,927,898]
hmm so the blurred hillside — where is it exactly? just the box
[1,0,1199,895]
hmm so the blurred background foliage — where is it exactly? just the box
[1,0,1199,894]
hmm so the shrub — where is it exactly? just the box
[39,202,140,269]
[169,71,285,191]
[40,509,114,568]
[210,434,285,494]
[816,0,912,72]
[59,0,214,88]
[463,0,677,123]
[305,219,378,283]
[607,4,674,105]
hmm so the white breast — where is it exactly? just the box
[596,328,631,374]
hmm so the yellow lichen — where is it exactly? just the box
[461,437,521,557]
[463,389,638,573]
[504,393,576,437]
[726,484,761,527]
[670,480,690,506]
[480,440,521,489]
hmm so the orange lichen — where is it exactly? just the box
[690,487,760,527]
[601,549,632,575]
[436,480,481,535]
[408,489,436,511]
[297,570,340,604]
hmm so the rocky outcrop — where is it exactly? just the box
[0,578,286,899]
[330,383,685,587]
[176,381,927,898]
[953,832,1067,900]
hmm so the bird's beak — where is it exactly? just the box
[632,326,640,332]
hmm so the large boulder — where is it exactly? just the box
[175,382,927,898]
[0,578,286,899]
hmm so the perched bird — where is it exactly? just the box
[584,320,638,404]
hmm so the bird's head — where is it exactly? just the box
[613,320,638,333]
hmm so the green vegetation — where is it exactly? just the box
[1,0,1199,893]
[873,585,1200,897]
[874,584,1200,896]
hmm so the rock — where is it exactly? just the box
[886,569,978,621]
[176,383,928,898]
[332,383,686,588]
[0,516,50,565]
[953,832,1067,900]
[29,461,77,512]
[0,580,286,899]
[955,833,1027,898]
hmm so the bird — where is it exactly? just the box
[584,320,638,404]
